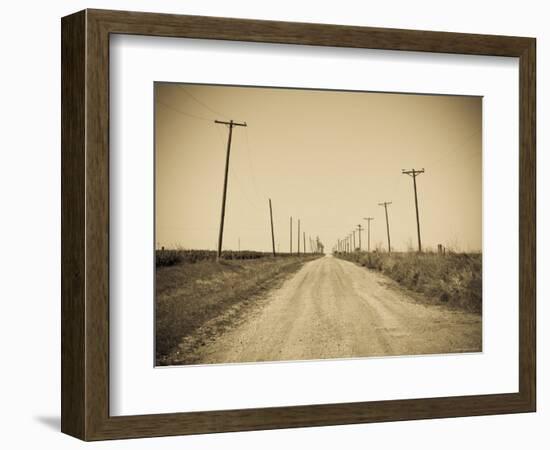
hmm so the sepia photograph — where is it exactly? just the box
[154,82,482,367]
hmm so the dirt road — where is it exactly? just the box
[190,255,482,364]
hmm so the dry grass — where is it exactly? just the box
[335,251,482,313]
[156,248,311,267]
[155,255,320,364]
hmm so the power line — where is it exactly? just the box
[430,128,482,168]
[213,121,265,214]
[156,99,213,122]
[218,125,262,212]
[243,127,267,202]
[176,85,230,120]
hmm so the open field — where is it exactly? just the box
[156,254,321,365]
[155,248,305,267]
[334,251,482,313]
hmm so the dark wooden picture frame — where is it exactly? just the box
[61,9,536,441]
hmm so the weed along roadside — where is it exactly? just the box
[335,251,482,313]
[155,254,322,365]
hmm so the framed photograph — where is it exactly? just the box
[61,9,536,440]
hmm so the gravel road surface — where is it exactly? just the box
[192,255,482,364]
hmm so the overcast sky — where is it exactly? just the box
[155,83,482,253]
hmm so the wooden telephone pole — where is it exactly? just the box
[214,119,247,260]
[269,199,276,256]
[290,216,292,255]
[402,168,425,252]
[297,219,301,255]
[363,217,374,252]
[378,202,392,253]
[356,224,363,250]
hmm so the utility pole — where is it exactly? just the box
[297,219,301,256]
[378,202,392,253]
[269,199,276,257]
[352,230,356,251]
[357,224,363,251]
[363,217,374,252]
[402,168,425,252]
[303,231,306,255]
[290,216,293,254]
[214,119,247,260]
